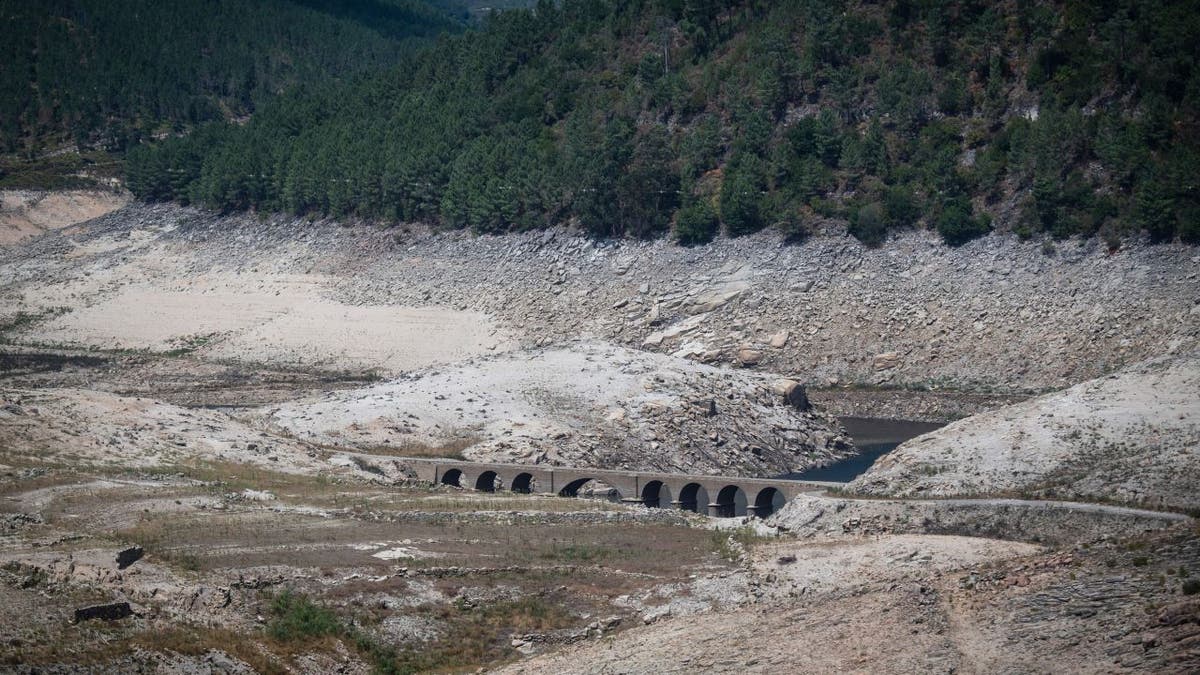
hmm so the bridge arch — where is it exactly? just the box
[558,477,593,498]
[510,472,535,494]
[752,486,786,518]
[678,483,710,513]
[440,468,465,488]
[559,478,621,500]
[474,470,499,492]
[714,485,748,518]
[640,480,673,508]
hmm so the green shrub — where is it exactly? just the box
[883,185,920,229]
[849,201,887,247]
[937,198,992,246]
[1178,204,1200,244]
[1182,580,1200,596]
[674,199,719,245]
[720,169,764,236]
[775,211,811,242]
[267,590,343,642]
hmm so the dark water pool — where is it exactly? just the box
[779,417,944,483]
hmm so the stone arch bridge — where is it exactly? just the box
[402,458,833,518]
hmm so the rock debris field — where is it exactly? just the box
[0,201,1198,673]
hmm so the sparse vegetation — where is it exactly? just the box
[357,435,480,461]
[0,308,71,343]
[267,590,344,642]
[367,597,576,674]
[133,628,284,675]
[163,333,219,357]
[539,543,611,563]
[711,526,773,562]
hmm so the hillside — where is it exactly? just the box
[1,195,1198,675]
[0,0,465,186]
[3,5,1200,672]
[849,352,1200,512]
[125,0,1200,246]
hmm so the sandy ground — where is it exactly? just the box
[0,387,331,474]
[4,210,512,375]
[0,189,130,245]
[749,534,1041,596]
[851,352,1200,511]
[30,277,511,374]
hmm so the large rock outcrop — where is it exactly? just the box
[849,353,1200,512]
[259,342,851,476]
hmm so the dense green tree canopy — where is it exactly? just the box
[0,0,462,156]
[108,0,1200,245]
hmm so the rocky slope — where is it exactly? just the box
[0,189,129,246]
[258,341,850,475]
[2,201,1199,673]
[769,493,1189,546]
[50,204,1200,392]
[0,388,330,475]
[3,202,1197,475]
[848,353,1200,512]
[4,204,1198,396]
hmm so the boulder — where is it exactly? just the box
[769,330,790,348]
[686,281,749,314]
[872,352,901,371]
[736,347,763,366]
[646,304,661,324]
[771,379,811,410]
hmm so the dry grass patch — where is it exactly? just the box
[133,626,284,674]
[354,434,481,461]
[372,596,576,673]
[0,468,84,501]
[370,493,631,514]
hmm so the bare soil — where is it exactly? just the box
[1,202,1197,673]
[0,189,129,246]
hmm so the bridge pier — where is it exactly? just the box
[671,499,694,512]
